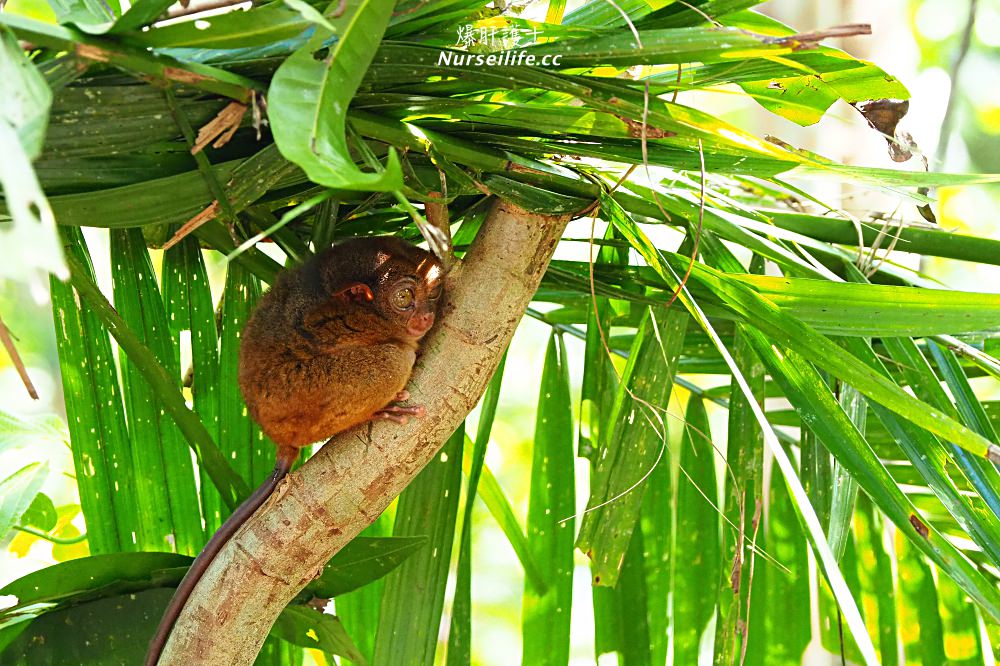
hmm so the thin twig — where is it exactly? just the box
[764,24,872,48]
[164,0,250,20]
[935,0,979,166]
[0,314,39,400]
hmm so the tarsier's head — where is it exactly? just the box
[319,236,445,344]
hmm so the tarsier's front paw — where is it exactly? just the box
[372,403,425,425]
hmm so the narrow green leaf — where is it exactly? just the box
[0,588,173,664]
[161,235,223,532]
[746,457,810,664]
[218,261,273,493]
[937,572,985,665]
[677,258,997,463]
[590,525,653,665]
[827,382,863,560]
[447,354,506,666]
[715,259,765,665]
[638,396,671,666]
[740,328,1000,623]
[269,0,402,191]
[895,536,946,665]
[464,443,548,593]
[130,5,309,48]
[372,426,464,666]
[733,275,1000,337]
[672,396,719,665]
[110,228,203,554]
[64,250,247,512]
[768,210,1000,267]
[857,500,900,665]
[522,334,574,666]
[51,228,137,553]
[0,13,257,101]
[577,304,686,587]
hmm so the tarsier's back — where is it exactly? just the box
[237,236,444,447]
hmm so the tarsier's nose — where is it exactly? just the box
[408,312,435,336]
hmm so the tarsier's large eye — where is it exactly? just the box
[392,287,415,310]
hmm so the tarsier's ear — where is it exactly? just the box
[333,282,374,303]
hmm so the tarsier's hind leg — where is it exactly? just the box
[252,343,417,445]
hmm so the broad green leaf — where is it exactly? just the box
[271,605,367,665]
[19,492,58,532]
[45,0,114,33]
[0,26,51,158]
[722,11,909,126]
[0,27,65,286]
[282,0,336,32]
[372,426,463,666]
[522,334,574,666]
[111,0,174,32]
[268,0,402,191]
[0,410,67,455]
[336,510,395,664]
[0,463,49,541]
[0,552,189,622]
[308,536,429,598]
[672,396,719,665]
[0,588,173,664]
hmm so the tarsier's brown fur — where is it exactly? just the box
[146,236,444,665]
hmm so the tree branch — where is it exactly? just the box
[159,201,570,664]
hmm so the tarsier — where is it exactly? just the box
[146,236,444,665]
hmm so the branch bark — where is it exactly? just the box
[160,201,570,664]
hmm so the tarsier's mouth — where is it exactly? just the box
[407,312,435,337]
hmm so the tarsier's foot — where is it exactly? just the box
[394,390,410,402]
[372,403,425,425]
